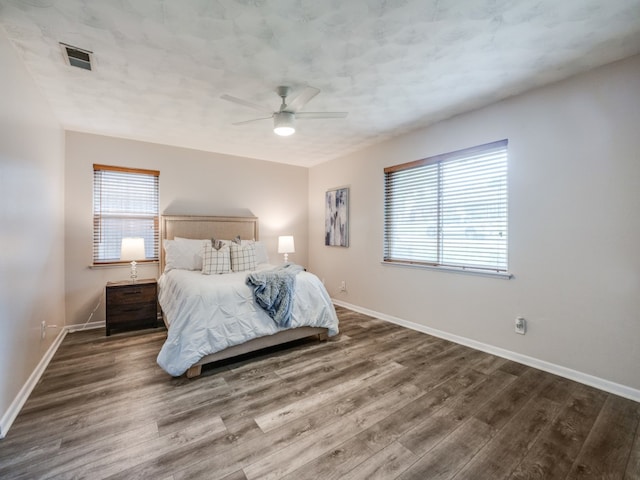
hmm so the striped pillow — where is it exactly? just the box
[202,243,231,275]
[230,242,257,272]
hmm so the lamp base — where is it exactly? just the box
[129,260,138,283]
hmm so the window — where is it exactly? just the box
[93,164,159,264]
[384,139,508,274]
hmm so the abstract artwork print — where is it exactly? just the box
[325,187,349,247]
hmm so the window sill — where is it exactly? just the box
[381,260,513,279]
[90,261,159,269]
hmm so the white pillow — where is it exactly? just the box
[230,242,257,272]
[163,239,207,272]
[173,237,208,270]
[254,241,269,264]
[202,243,231,275]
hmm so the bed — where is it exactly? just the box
[156,215,339,378]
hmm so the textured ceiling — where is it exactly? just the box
[1,0,640,167]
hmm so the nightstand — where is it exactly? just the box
[105,278,158,336]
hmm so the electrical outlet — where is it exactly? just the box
[515,317,526,335]
[40,320,46,340]
[339,280,346,292]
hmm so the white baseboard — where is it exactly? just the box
[332,299,640,403]
[66,320,105,333]
[0,327,68,439]
[0,320,106,438]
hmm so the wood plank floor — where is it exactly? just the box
[1,306,639,479]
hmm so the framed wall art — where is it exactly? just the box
[325,187,349,247]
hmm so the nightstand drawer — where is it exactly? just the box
[109,303,158,329]
[106,284,156,305]
[109,302,158,323]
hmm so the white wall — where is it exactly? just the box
[309,55,640,392]
[65,132,308,327]
[0,28,65,435]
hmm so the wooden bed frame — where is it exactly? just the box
[160,215,329,378]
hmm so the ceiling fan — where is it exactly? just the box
[220,86,348,136]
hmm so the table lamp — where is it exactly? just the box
[277,235,295,263]
[120,237,145,282]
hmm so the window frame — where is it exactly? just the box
[92,164,160,266]
[383,139,509,277]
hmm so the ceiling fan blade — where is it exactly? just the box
[284,86,320,113]
[295,112,348,119]
[221,94,273,114]
[232,116,273,126]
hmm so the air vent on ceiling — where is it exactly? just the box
[60,43,93,71]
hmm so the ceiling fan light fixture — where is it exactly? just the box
[273,112,296,136]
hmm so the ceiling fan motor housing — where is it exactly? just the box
[276,85,291,99]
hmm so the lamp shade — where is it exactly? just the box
[278,235,295,254]
[273,112,295,136]
[120,237,146,261]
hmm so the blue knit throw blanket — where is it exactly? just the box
[246,263,304,327]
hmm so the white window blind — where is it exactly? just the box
[93,164,159,264]
[384,139,508,273]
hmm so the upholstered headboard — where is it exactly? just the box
[160,215,259,272]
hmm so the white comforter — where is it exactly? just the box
[156,264,339,376]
